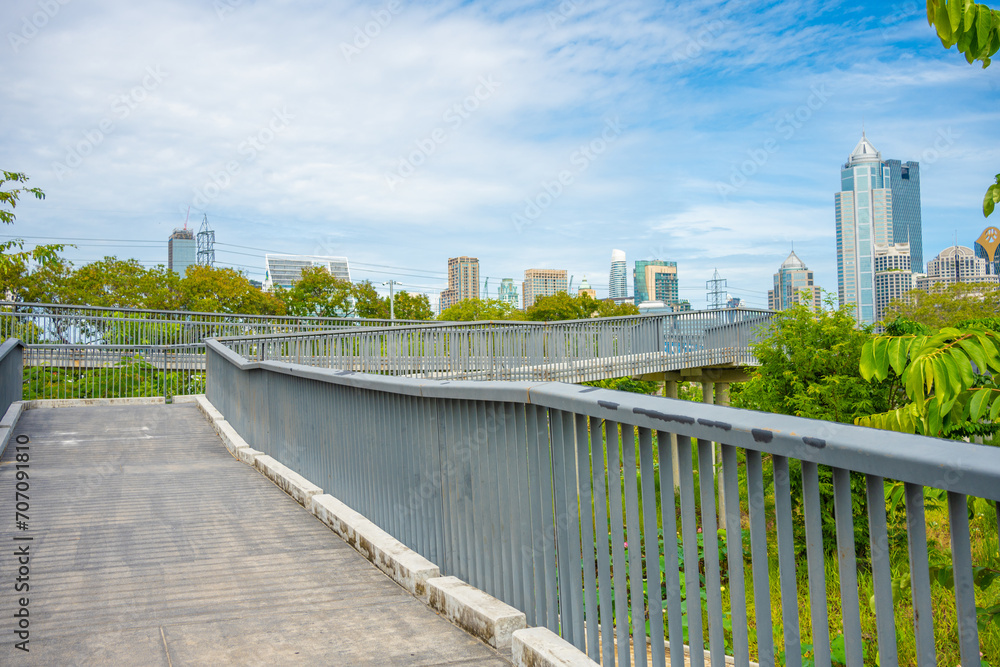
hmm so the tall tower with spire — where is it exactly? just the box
[835,133,896,325]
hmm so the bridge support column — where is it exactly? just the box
[664,378,680,489]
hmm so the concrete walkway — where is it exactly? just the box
[0,404,510,666]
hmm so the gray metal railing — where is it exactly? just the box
[21,344,205,400]
[0,301,427,347]
[0,338,23,414]
[207,338,1000,667]
[220,308,774,382]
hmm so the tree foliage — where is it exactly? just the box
[0,171,64,280]
[180,265,285,315]
[732,301,893,423]
[438,298,525,321]
[281,265,356,318]
[857,326,1000,437]
[927,0,1000,67]
[884,282,1000,330]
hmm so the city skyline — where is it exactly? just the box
[3,1,997,311]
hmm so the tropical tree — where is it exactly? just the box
[858,326,1000,438]
[926,0,1000,217]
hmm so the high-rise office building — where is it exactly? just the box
[886,159,923,271]
[609,249,628,299]
[633,260,678,306]
[499,278,519,308]
[263,254,351,290]
[835,134,897,325]
[916,245,998,292]
[975,226,1000,275]
[168,228,196,277]
[439,256,480,312]
[874,243,912,322]
[768,250,820,311]
[522,269,568,309]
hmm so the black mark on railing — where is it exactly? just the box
[578,387,599,393]
[598,400,619,411]
[751,428,774,443]
[632,407,695,425]
[697,418,732,431]
[802,436,826,449]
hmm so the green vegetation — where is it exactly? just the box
[885,282,1000,330]
[23,357,204,400]
[438,292,640,322]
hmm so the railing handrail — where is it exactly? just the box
[0,337,23,362]
[205,337,1000,502]
[0,300,431,325]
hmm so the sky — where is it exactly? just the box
[2,0,998,311]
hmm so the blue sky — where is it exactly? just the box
[2,0,998,309]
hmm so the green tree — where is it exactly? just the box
[63,257,182,310]
[885,282,1000,330]
[733,300,893,423]
[438,298,524,321]
[281,266,355,317]
[392,291,434,320]
[180,265,285,315]
[595,299,640,317]
[1,171,65,287]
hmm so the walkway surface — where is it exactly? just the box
[0,403,510,666]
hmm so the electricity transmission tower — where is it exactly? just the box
[197,214,215,267]
[706,268,727,310]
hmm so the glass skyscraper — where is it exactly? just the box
[886,159,923,272]
[835,134,895,325]
[609,249,627,299]
[633,260,678,305]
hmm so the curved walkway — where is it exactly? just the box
[0,403,509,666]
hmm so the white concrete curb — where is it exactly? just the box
[310,494,440,600]
[0,401,25,460]
[512,627,599,667]
[427,576,526,651]
[238,446,264,465]
[23,394,202,409]
[254,455,323,508]
[193,394,224,431]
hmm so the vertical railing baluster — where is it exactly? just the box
[677,435,704,667]
[948,491,981,667]
[721,444,749,667]
[638,427,665,667]
[746,449,774,666]
[866,475,898,667]
[904,482,936,666]
[592,417,615,666]
[774,455,802,667]
[832,467,864,666]
[622,424,647,667]
[801,461,831,667]
[698,438,725,666]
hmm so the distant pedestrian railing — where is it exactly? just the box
[220,308,774,382]
[206,337,1000,667]
[0,301,425,347]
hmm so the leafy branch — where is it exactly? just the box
[857,327,1000,436]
